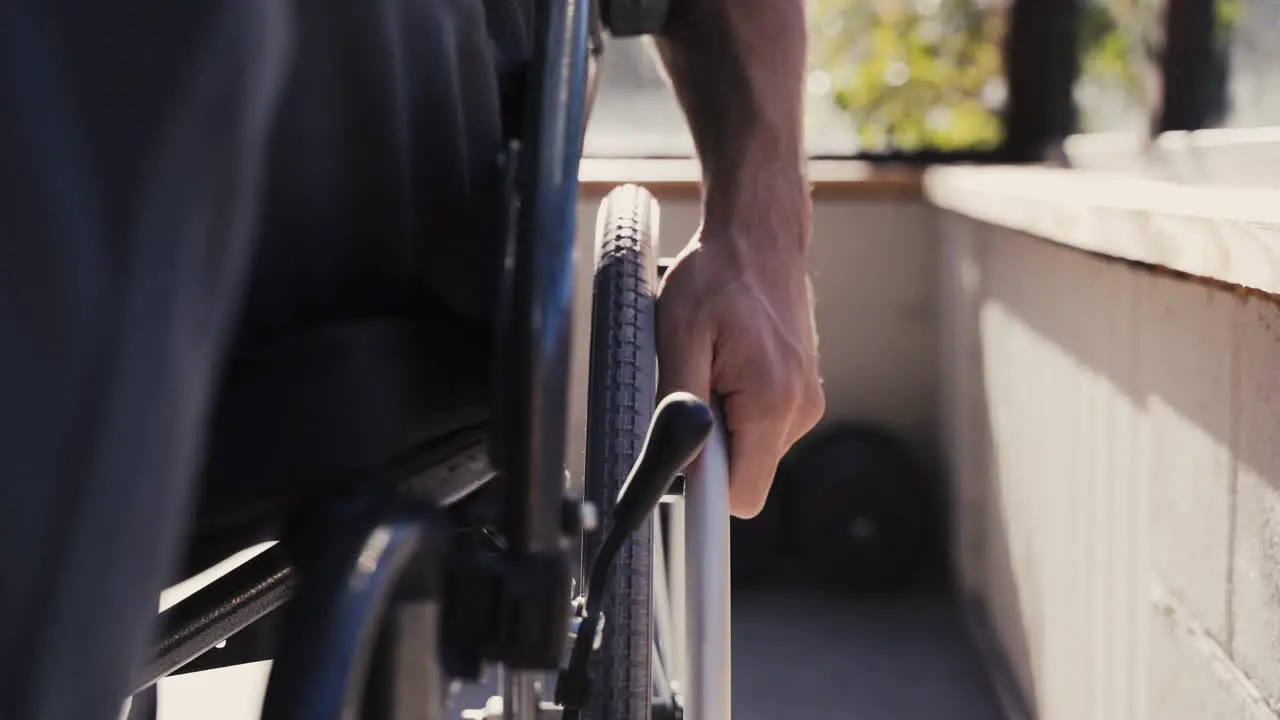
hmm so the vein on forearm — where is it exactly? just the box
[651,0,808,197]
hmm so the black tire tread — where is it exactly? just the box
[583,184,660,720]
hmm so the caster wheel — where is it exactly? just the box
[778,422,936,594]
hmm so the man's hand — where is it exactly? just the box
[648,0,813,516]
[656,222,825,519]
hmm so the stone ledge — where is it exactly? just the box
[924,165,1280,297]
[579,158,924,201]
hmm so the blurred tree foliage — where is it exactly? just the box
[808,0,1241,150]
[808,0,1007,151]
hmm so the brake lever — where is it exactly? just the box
[556,391,713,714]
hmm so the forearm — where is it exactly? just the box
[652,0,810,248]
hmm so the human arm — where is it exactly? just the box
[650,0,825,518]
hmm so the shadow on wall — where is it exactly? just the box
[978,225,1140,717]
[974,329,1035,718]
[966,220,1280,716]
[940,215,1038,717]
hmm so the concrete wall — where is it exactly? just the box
[566,189,942,488]
[939,212,1280,720]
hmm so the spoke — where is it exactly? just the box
[651,644,672,705]
[651,508,679,690]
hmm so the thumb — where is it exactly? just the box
[655,302,714,486]
[722,390,790,518]
[655,308,713,413]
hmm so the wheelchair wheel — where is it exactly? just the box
[582,184,661,720]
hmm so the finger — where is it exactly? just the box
[782,376,826,451]
[722,389,794,518]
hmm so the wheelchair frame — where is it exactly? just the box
[134,0,731,717]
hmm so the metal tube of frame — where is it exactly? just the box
[136,547,294,693]
[502,671,539,720]
[503,0,593,556]
[668,498,688,691]
[259,519,424,720]
[683,411,731,720]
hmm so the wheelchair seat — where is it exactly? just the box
[167,0,511,578]
[182,315,493,576]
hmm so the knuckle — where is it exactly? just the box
[764,374,796,404]
[743,372,793,414]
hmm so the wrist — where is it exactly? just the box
[701,157,811,258]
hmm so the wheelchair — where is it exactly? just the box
[123,0,732,718]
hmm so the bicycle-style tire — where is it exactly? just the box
[582,184,661,720]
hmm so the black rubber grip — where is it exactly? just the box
[611,391,714,537]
